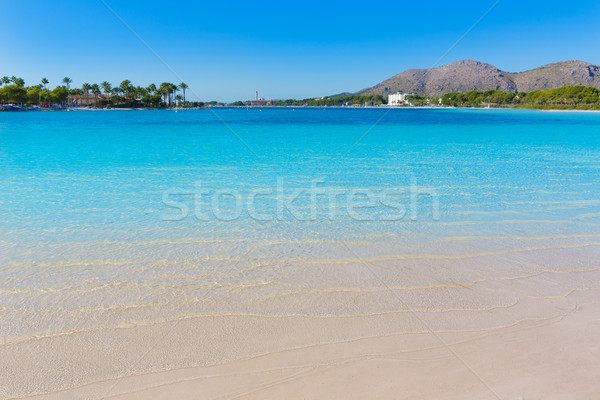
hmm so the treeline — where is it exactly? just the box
[4,75,600,111]
[230,95,386,107]
[305,95,385,106]
[440,86,600,109]
[0,76,206,108]
[405,95,437,106]
[232,87,600,109]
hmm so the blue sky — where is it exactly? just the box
[2,0,599,102]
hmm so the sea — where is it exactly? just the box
[1,108,600,345]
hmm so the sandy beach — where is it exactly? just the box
[5,286,600,400]
[3,235,600,399]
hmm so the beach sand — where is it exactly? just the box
[3,233,600,399]
[3,267,599,400]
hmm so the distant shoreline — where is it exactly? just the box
[2,105,600,112]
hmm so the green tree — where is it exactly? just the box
[91,84,101,107]
[141,93,163,107]
[41,78,49,102]
[119,80,132,105]
[158,82,171,106]
[27,86,41,104]
[51,87,69,104]
[441,92,467,107]
[112,87,120,107]
[179,82,188,106]
[62,77,72,106]
[119,80,131,93]
[101,81,112,106]
[13,77,25,87]
[2,85,27,104]
[81,83,91,106]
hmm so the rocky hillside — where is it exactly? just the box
[357,60,600,97]
[507,61,600,92]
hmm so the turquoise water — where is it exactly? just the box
[1,108,600,340]
[2,109,600,241]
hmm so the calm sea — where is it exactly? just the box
[1,108,600,341]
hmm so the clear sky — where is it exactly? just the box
[2,0,599,102]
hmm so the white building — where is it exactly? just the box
[388,91,414,106]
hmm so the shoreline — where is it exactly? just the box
[2,105,599,112]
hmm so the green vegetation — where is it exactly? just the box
[2,74,599,111]
[271,99,311,106]
[308,95,385,106]
[0,76,206,108]
[266,95,385,107]
[405,94,439,106]
[231,87,600,109]
[440,86,600,109]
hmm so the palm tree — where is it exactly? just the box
[41,78,49,103]
[158,82,170,106]
[119,80,131,105]
[172,84,178,106]
[0,77,8,105]
[119,80,131,92]
[112,87,120,107]
[175,94,183,107]
[134,86,147,106]
[147,83,156,95]
[133,86,142,106]
[128,86,138,106]
[179,82,188,107]
[101,81,112,106]
[159,83,176,107]
[91,84,101,108]
[136,86,147,97]
[119,80,134,106]
[62,77,72,106]
[81,83,91,106]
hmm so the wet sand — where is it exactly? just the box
[8,290,600,400]
[3,245,599,400]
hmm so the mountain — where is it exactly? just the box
[507,61,600,92]
[327,92,354,98]
[357,60,600,97]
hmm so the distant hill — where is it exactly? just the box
[357,60,600,97]
[328,92,354,98]
[507,61,600,92]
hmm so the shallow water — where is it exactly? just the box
[1,108,600,343]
